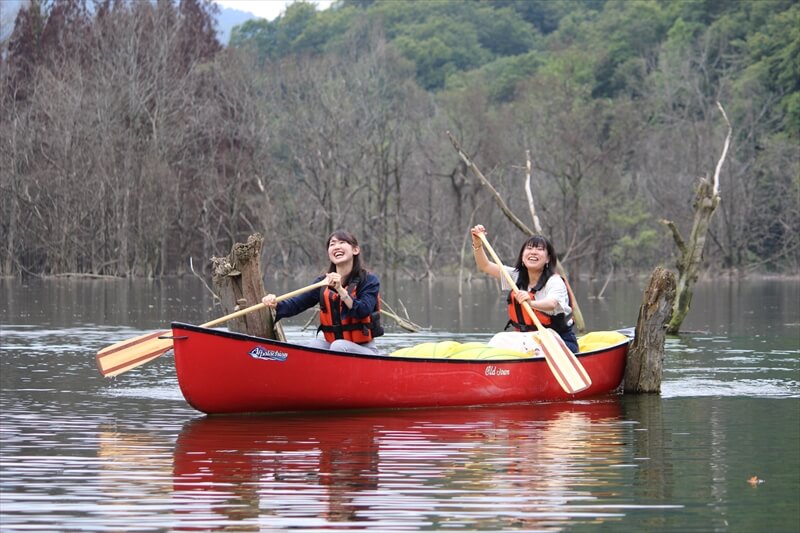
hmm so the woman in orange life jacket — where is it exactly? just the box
[469,224,579,353]
[261,230,382,355]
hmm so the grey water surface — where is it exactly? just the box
[1,277,798,532]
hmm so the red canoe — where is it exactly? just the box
[171,322,631,415]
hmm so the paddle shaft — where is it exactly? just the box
[203,279,328,328]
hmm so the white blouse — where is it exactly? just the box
[500,265,572,317]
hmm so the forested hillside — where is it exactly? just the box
[1,0,797,279]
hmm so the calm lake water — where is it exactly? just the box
[1,276,799,532]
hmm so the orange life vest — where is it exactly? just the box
[318,277,382,344]
[506,276,572,334]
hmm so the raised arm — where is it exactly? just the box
[470,225,504,280]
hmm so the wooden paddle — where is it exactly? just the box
[96,279,328,378]
[477,233,592,394]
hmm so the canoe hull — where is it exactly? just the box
[172,323,630,414]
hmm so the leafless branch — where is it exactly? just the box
[189,257,220,303]
[713,102,732,196]
[525,150,543,234]
[447,131,535,236]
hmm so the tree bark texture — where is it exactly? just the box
[211,233,285,341]
[625,267,677,393]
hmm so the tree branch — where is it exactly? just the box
[661,218,687,256]
[713,101,732,196]
[447,131,534,236]
[525,150,542,234]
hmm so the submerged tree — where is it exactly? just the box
[662,103,732,334]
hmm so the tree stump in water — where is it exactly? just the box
[624,267,677,393]
[211,233,285,341]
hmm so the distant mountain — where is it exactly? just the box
[215,5,258,46]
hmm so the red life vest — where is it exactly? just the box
[506,276,572,334]
[318,278,382,344]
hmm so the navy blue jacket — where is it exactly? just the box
[275,272,380,322]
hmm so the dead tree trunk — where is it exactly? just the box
[661,102,731,334]
[624,267,676,393]
[661,177,720,334]
[211,233,284,341]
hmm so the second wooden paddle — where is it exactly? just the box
[96,279,328,378]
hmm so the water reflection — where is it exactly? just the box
[96,424,174,502]
[165,401,628,531]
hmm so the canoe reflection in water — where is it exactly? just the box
[172,400,629,530]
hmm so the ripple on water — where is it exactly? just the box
[662,377,799,398]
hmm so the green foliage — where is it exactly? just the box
[484,0,598,35]
[292,6,356,54]
[273,1,317,49]
[392,17,490,90]
[368,0,535,89]
[230,1,355,60]
[740,3,800,138]
[340,0,377,7]
[226,0,797,139]
[229,0,541,90]
[663,17,704,55]
[609,203,661,269]
[229,19,274,59]
[538,48,598,89]
[447,51,544,102]
[659,0,739,26]
[468,5,538,57]
[585,0,671,97]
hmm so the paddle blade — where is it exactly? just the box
[536,329,592,394]
[96,331,173,378]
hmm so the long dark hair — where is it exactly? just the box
[513,235,557,291]
[325,229,366,287]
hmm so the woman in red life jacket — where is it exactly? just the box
[469,224,578,353]
[261,230,382,355]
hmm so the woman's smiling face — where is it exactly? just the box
[522,242,548,271]
[328,236,359,265]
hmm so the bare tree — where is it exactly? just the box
[256,24,426,276]
[662,103,731,334]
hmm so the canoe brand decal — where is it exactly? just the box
[485,365,510,376]
[248,345,288,362]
